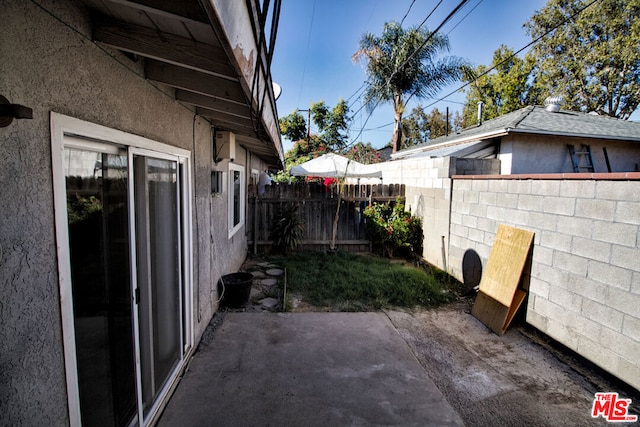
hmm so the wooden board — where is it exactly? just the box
[477,224,534,307]
[471,292,510,335]
[472,224,534,335]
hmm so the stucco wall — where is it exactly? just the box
[1,1,255,423]
[503,134,640,174]
[448,176,640,391]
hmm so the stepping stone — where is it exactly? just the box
[251,270,266,278]
[260,278,278,287]
[258,262,275,267]
[259,297,279,309]
[266,268,284,277]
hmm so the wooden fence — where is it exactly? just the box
[247,182,405,253]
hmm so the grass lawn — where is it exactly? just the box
[276,251,461,311]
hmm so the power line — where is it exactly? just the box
[446,0,483,36]
[424,0,603,111]
[393,0,471,79]
[416,0,444,31]
[400,0,417,26]
[297,0,317,107]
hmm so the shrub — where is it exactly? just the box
[363,198,423,258]
[270,203,305,253]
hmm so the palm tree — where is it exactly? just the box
[353,21,467,153]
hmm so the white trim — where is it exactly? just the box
[50,112,194,427]
[51,112,190,158]
[50,115,82,427]
[391,129,509,160]
[228,162,245,238]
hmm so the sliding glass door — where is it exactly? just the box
[131,153,183,419]
[59,133,191,426]
[65,146,136,427]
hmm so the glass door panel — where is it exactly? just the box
[132,155,182,417]
[64,147,136,427]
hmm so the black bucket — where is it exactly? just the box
[219,272,253,308]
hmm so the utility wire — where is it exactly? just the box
[424,0,603,111]
[446,0,483,36]
[400,0,417,25]
[416,0,444,31]
[349,0,470,147]
[392,0,471,82]
[297,0,317,107]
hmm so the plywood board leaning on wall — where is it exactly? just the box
[472,224,534,335]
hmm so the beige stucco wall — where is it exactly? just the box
[1,1,263,423]
[502,134,640,174]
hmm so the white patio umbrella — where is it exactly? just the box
[289,153,382,178]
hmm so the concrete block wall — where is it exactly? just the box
[448,175,640,391]
[377,156,500,270]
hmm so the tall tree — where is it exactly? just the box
[278,99,351,153]
[310,98,351,152]
[462,45,538,127]
[279,110,307,142]
[275,100,354,182]
[401,106,460,149]
[353,21,467,153]
[525,0,640,119]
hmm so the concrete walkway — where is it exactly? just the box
[157,312,463,426]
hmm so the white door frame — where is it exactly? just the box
[50,112,194,426]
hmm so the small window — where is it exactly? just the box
[211,171,223,194]
[228,163,245,237]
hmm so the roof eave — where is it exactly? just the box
[506,127,640,143]
[391,129,509,160]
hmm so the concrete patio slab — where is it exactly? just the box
[158,312,463,426]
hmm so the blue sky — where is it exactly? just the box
[270,0,550,151]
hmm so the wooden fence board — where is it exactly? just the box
[247,183,404,251]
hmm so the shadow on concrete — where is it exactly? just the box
[158,312,463,426]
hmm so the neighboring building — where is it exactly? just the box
[377,104,640,391]
[391,104,640,174]
[1,1,283,426]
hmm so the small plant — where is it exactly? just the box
[363,198,423,258]
[270,203,305,254]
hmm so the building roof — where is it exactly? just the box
[393,106,640,160]
[82,0,284,168]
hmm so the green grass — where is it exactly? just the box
[277,251,460,311]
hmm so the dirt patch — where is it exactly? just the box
[385,298,639,427]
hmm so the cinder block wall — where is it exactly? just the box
[448,175,640,391]
[378,157,499,269]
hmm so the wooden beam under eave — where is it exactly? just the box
[176,89,250,118]
[145,60,246,105]
[93,18,236,80]
[107,0,209,23]
[196,107,256,132]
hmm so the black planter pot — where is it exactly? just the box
[219,272,253,308]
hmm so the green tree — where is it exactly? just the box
[401,106,460,148]
[279,110,307,142]
[353,21,467,153]
[525,0,640,119]
[462,45,538,127]
[275,99,354,183]
[310,98,350,151]
[345,142,382,164]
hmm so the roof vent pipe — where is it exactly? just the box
[477,101,483,126]
[545,96,563,112]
